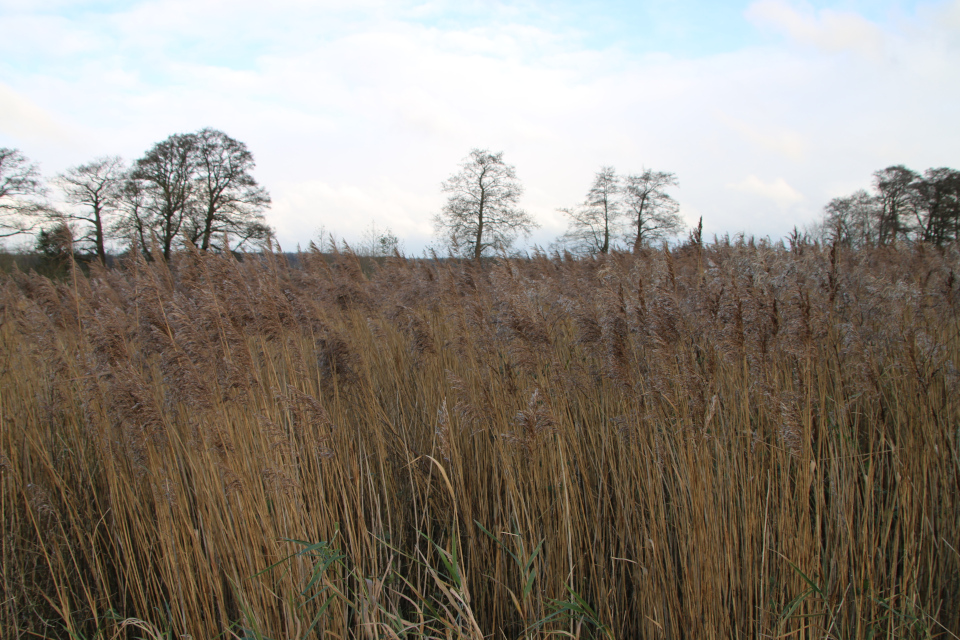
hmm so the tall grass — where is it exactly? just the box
[1,239,958,639]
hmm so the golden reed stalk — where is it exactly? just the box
[1,240,958,639]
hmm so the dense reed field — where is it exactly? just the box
[1,240,958,639]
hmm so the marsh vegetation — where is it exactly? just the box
[1,239,958,639]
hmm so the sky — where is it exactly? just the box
[1,0,959,253]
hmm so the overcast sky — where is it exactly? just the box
[2,0,958,252]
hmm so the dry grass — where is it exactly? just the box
[1,239,958,639]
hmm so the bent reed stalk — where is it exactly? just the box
[1,240,958,639]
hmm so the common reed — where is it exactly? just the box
[1,239,958,639]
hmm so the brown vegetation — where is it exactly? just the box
[1,239,958,639]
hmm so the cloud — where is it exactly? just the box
[945,0,960,29]
[717,112,808,160]
[0,83,74,144]
[269,179,439,249]
[726,175,804,206]
[746,0,887,60]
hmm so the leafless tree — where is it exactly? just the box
[358,221,401,257]
[186,128,271,252]
[622,169,682,252]
[121,133,197,260]
[115,176,151,258]
[558,166,622,255]
[912,167,960,246]
[0,148,47,239]
[435,149,536,260]
[52,156,126,262]
[873,165,918,245]
[822,164,960,247]
[822,189,879,247]
[118,129,273,259]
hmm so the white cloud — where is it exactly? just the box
[0,83,74,144]
[746,0,888,60]
[726,175,804,206]
[269,179,440,250]
[716,112,808,161]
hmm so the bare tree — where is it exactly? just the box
[0,148,46,239]
[873,165,918,245]
[912,167,960,246]
[115,176,151,258]
[359,221,401,257]
[53,156,126,262]
[622,169,682,252]
[119,129,273,258]
[187,128,271,252]
[819,164,960,248]
[558,166,622,255]
[123,133,197,260]
[822,189,879,247]
[435,149,536,259]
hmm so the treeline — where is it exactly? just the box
[435,152,960,259]
[0,128,272,263]
[4,139,960,266]
[816,165,960,247]
[435,150,684,259]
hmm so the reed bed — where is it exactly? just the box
[0,240,958,639]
